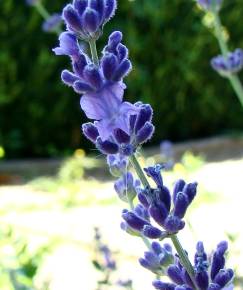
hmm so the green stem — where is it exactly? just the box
[89,39,99,66]
[171,235,198,289]
[130,154,198,289]
[34,2,50,20]
[212,6,243,106]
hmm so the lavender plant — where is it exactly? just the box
[53,1,234,289]
[196,0,243,107]
[26,0,62,34]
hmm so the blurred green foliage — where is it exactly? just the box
[1,0,243,158]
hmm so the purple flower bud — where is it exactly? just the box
[73,80,94,93]
[136,122,155,144]
[152,281,176,290]
[42,13,62,33]
[114,172,139,202]
[182,182,197,204]
[61,70,79,86]
[82,122,99,142]
[53,32,80,57]
[149,202,169,227]
[120,143,135,156]
[101,53,118,80]
[173,192,189,219]
[107,154,128,177]
[213,269,234,287]
[134,204,150,221]
[122,211,150,231]
[144,164,164,187]
[104,0,117,23]
[164,215,185,233]
[207,284,221,290]
[112,59,132,81]
[211,248,226,280]
[96,137,119,154]
[217,241,228,255]
[167,265,184,285]
[72,54,88,78]
[181,268,194,289]
[117,44,128,61]
[82,8,100,34]
[173,179,186,203]
[107,31,123,51]
[135,104,153,133]
[63,4,83,32]
[73,0,88,17]
[90,0,105,22]
[142,225,164,239]
[211,49,243,77]
[195,271,209,290]
[156,186,171,212]
[151,242,163,255]
[197,0,223,11]
[83,64,103,89]
[113,128,130,144]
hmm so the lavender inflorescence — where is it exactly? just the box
[53,0,234,289]
[211,49,243,77]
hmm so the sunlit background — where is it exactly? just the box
[1,0,243,289]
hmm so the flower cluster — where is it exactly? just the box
[63,0,117,40]
[197,0,223,11]
[54,1,154,156]
[121,165,197,238]
[211,49,243,77]
[153,241,234,290]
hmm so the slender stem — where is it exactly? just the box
[130,154,198,289]
[212,6,243,106]
[171,235,198,289]
[89,39,99,66]
[34,2,50,20]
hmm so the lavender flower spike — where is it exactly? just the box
[211,49,243,77]
[197,0,223,11]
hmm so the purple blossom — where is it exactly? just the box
[53,32,81,58]
[211,49,243,77]
[62,0,117,40]
[197,0,223,11]
[42,13,62,33]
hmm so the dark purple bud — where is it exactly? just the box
[72,54,88,78]
[139,257,152,270]
[213,269,234,287]
[63,4,83,32]
[144,251,160,268]
[217,241,228,255]
[83,64,103,89]
[181,268,194,288]
[195,271,209,290]
[164,215,185,233]
[144,164,163,187]
[149,202,168,227]
[173,192,189,219]
[90,0,105,22]
[207,283,221,290]
[73,80,94,93]
[112,59,132,81]
[195,241,207,265]
[82,122,99,142]
[211,252,226,280]
[104,0,117,22]
[82,8,100,33]
[136,122,155,144]
[113,128,130,144]
[53,32,80,57]
[129,114,137,131]
[101,53,118,80]
[183,182,197,204]
[151,242,163,255]
[108,31,122,51]
[134,204,149,221]
[122,211,150,231]
[152,281,176,290]
[96,137,119,154]
[73,0,88,17]
[61,70,79,86]
[173,179,186,203]
[117,43,128,61]
[142,225,163,239]
[135,104,153,133]
[138,192,149,208]
[156,186,171,212]
[167,265,184,285]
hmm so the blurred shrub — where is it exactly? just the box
[1,0,243,158]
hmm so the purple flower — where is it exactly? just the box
[197,0,223,11]
[42,13,62,33]
[106,154,128,177]
[53,32,81,58]
[62,0,117,40]
[211,49,243,77]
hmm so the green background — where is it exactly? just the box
[1,0,243,158]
